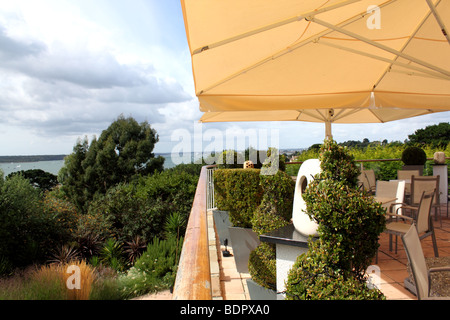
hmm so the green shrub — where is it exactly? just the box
[216,150,245,169]
[261,147,286,174]
[285,140,386,300]
[248,243,277,291]
[0,173,62,267]
[251,171,294,235]
[401,146,427,165]
[248,171,294,290]
[285,240,385,300]
[100,238,126,271]
[119,237,183,298]
[214,169,263,228]
[85,168,198,243]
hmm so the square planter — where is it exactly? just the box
[228,226,260,273]
[246,279,277,300]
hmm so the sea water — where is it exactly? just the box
[0,153,195,177]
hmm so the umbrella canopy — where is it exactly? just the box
[181,0,450,138]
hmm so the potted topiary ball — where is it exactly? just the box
[401,146,427,175]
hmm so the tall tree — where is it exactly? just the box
[59,115,164,212]
[408,122,450,148]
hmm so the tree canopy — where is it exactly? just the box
[59,115,164,212]
[408,122,450,148]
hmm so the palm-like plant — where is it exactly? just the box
[100,238,125,271]
[77,233,102,259]
[164,212,186,239]
[47,244,80,265]
[124,236,147,264]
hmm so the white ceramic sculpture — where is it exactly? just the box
[292,159,321,237]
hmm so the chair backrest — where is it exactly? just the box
[398,170,420,194]
[411,176,439,206]
[415,189,435,235]
[398,170,420,180]
[402,225,430,300]
[375,180,405,214]
[358,169,376,192]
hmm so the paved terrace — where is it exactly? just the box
[213,204,450,300]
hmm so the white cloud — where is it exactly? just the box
[0,1,448,157]
[0,1,193,155]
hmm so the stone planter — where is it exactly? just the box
[228,226,260,273]
[246,279,277,300]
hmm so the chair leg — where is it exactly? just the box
[432,231,439,257]
[395,235,398,254]
[389,234,393,252]
[435,206,442,228]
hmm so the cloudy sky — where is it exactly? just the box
[0,1,448,156]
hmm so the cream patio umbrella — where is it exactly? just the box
[181,0,450,138]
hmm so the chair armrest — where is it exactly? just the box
[428,266,450,298]
[398,204,418,211]
[429,266,450,274]
[387,213,414,222]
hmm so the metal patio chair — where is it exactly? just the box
[402,225,450,300]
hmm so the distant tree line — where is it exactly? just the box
[0,155,67,163]
[291,122,449,156]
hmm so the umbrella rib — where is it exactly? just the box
[372,4,434,88]
[191,0,362,55]
[298,109,327,122]
[309,17,450,78]
[319,39,450,81]
[197,1,396,95]
[373,0,448,88]
[426,0,450,46]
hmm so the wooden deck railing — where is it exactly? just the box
[172,165,213,300]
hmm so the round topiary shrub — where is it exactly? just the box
[401,146,427,165]
[285,240,385,300]
[285,139,386,300]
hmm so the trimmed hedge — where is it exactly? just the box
[214,169,263,228]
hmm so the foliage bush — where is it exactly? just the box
[119,237,183,298]
[248,171,294,290]
[0,173,61,267]
[7,169,58,192]
[285,240,385,300]
[401,146,427,165]
[85,168,198,243]
[42,190,80,245]
[285,140,386,300]
[250,171,294,235]
[214,169,263,228]
[216,147,286,171]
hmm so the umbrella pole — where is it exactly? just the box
[325,121,333,140]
